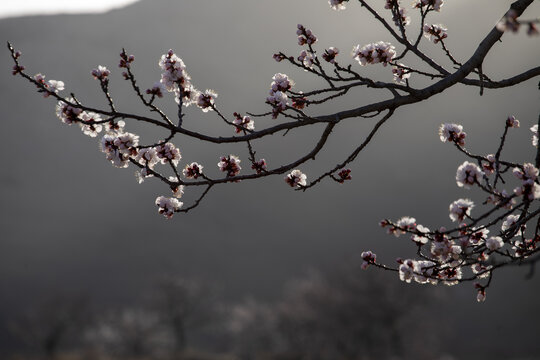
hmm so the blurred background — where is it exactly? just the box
[1,1,540,359]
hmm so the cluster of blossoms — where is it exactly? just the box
[351,42,396,66]
[413,0,444,12]
[391,63,411,85]
[155,196,183,219]
[118,51,135,70]
[513,163,540,201]
[296,24,317,46]
[363,119,540,301]
[456,161,484,188]
[485,236,504,251]
[506,115,520,128]
[322,47,339,64]
[171,184,185,198]
[183,162,204,179]
[56,98,107,138]
[285,169,307,188]
[388,216,417,237]
[158,49,195,105]
[449,199,474,222]
[134,147,159,183]
[218,155,242,177]
[266,73,294,118]
[100,131,139,168]
[56,97,82,125]
[251,159,267,174]
[298,50,315,69]
[360,251,376,270]
[481,154,496,175]
[392,7,411,27]
[501,214,524,237]
[34,73,64,98]
[155,142,181,166]
[385,1,410,27]
[79,112,103,138]
[328,0,347,11]
[146,82,165,98]
[91,65,111,82]
[232,112,254,133]
[423,24,448,44]
[195,89,218,112]
[398,259,438,285]
[439,123,466,146]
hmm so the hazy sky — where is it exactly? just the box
[0,0,140,19]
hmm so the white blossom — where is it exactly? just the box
[449,198,474,222]
[486,236,504,251]
[135,168,153,184]
[172,185,185,198]
[233,114,254,133]
[113,132,139,154]
[195,89,218,112]
[322,47,339,64]
[328,0,347,11]
[392,63,411,84]
[298,50,315,69]
[155,196,182,219]
[439,123,466,146]
[414,260,437,284]
[79,112,103,137]
[135,147,159,168]
[156,142,181,166]
[399,259,416,283]
[285,169,307,188]
[55,98,82,125]
[46,79,65,95]
[456,161,484,188]
[361,251,376,269]
[183,162,204,179]
[411,224,430,244]
[351,42,396,66]
[531,124,538,147]
[394,216,416,236]
[501,214,523,237]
